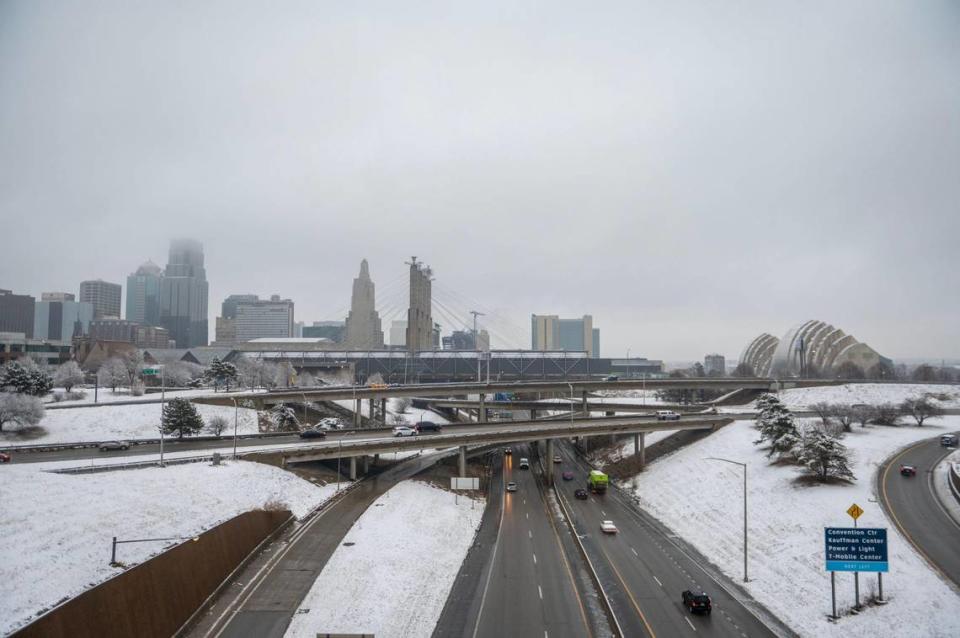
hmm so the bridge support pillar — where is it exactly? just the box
[363,455,370,474]
[530,409,538,421]
[479,393,486,423]
[546,439,554,481]
[636,432,646,469]
[369,398,375,422]
[582,390,589,416]
[380,398,387,422]
[354,398,362,427]
[458,445,467,477]
[606,410,615,417]
[349,456,357,480]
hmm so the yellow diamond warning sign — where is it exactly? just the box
[847,503,864,521]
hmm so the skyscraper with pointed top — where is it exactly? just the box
[344,259,384,349]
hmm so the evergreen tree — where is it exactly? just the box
[161,397,204,438]
[753,393,799,458]
[0,361,53,396]
[270,403,300,432]
[795,427,855,482]
[206,358,239,391]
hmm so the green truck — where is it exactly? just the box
[588,470,609,494]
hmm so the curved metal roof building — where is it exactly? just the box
[741,320,886,377]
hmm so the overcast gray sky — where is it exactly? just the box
[2,0,958,360]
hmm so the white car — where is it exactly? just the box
[393,426,418,437]
[600,520,618,534]
[506,481,518,492]
[656,410,681,421]
[320,417,344,429]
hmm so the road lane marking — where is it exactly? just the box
[529,530,533,539]
[598,544,657,638]
[631,547,638,557]
[533,553,537,564]
[653,576,662,587]
[601,509,606,516]
[526,512,529,519]
[685,617,696,631]
[538,584,543,599]
[471,460,506,638]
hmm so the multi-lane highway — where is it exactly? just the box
[553,441,789,638]
[878,432,960,589]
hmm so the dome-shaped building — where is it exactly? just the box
[741,320,887,378]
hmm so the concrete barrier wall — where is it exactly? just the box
[13,509,291,638]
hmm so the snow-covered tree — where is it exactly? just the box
[123,349,144,387]
[900,397,943,426]
[795,426,855,482]
[97,358,128,392]
[296,371,316,388]
[873,403,903,426]
[270,403,300,432]
[205,358,239,391]
[53,360,84,392]
[207,415,229,436]
[161,361,200,387]
[0,360,53,396]
[161,398,204,438]
[754,393,800,458]
[0,392,45,432]
[395,397,412,414]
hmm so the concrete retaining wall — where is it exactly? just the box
[13,509,291,638]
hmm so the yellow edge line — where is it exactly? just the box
[598,543,657,638]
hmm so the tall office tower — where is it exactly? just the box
[159,239,209,348]
[344,259,384,349]
[34,294,93,341]
[0,289,36,337]
[303,321,346,342]
[531,314,599,358]
[125,260,164,325]
[405,257,433,352]
[79,279,122,319]
[704,353,726,376]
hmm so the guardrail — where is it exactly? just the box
[949,462,960,506]
[0,431,300,454]
[52,454,219,474]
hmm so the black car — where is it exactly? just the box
[682,590,712,614]
[574,488,589,500]
[299,429,327,439]
[417,421,442,433]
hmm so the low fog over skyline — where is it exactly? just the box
[2,1,958,360]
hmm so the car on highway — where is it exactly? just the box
[503,447,513,455]
[519,457,530,469]
[416,421,442,433]
[553,455,562,463]
[319,417,344,429]
[562,471,574,481]
[604,375,619,382]
[299,428,327,439]
[682,589,712,614]
[574,489,588,500]
[506,481,518,492]
[900,464,917,477]
[941,434,958,447]
[99,441,130,452]
[656,410,681,421]
[0,452,10,463]
[600,520,618,534]
[393,426,418,437]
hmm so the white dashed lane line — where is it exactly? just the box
[685,617,697,631]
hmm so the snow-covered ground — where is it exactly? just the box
[0,460,338,635]
[625,415,960,638]
[779,383,960,410]
[330,398,450,427]
[43,387,262,406]
[285,480,484,638]
[1,401,260,445]
[591,429,677,469]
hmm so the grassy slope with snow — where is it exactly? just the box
[285,480,484,638]
[1,401,260,445]
[626,410,960,638]
[0,460,336,635]
[779,383,960,409]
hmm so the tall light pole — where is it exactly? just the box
[706,457,748,581]
[159,365,166,468]
[231,398,239,459]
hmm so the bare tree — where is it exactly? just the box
[97,358,127,392]
[0,392,45,432]
[834,361,865,379]
[911,364,938,382]
[395,397,412,414]
[207,415,229,436]
[732,362,755,378]
[851,404,875,428]
[900,397,944,426]
[53,361,84,392]
[829,404,855,431]
[810,402,833,426]
[873,403,903,426]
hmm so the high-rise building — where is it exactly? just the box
[441,329,490,351]
[704,353,726,377]
[0,289,36,338]
[405,257,433,352]
[234,295,295,342]
[159,239,209,348]
[303,321,346,342]
[389,320,407,347]
[88,319,173,348]
[34,295,93,341]
[79,279,122,319]
[344,260,384,349]
[531,314,599,358]
[220,294,259,320]
[126,260,163,325]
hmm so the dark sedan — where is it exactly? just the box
[299,429,327,439]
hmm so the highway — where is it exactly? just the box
[470,443,597,638]
[878,432,960,589]
[186,451,454,638]
[553,442,786,638]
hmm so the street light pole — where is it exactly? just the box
[232,398,239,459]
[159,365,166,468]
[706,457,748,582]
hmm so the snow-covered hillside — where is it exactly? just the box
[1,401,260,445]
[625,416,960,638]
[0,460,337,635]
[779,383,960,409]
[285,480,484,638]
